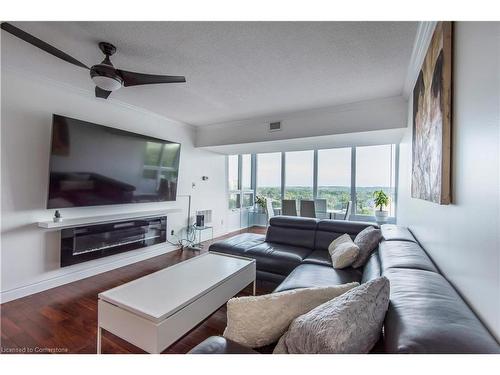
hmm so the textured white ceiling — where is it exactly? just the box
[1,21,417,126]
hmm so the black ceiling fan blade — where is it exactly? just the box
[1,22,89,70]
[95,86,112,99]
[116,69,186,87]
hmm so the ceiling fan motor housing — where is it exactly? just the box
[90,42,123,91]
[90,64,123,91]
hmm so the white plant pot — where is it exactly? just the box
[374,210,389,224]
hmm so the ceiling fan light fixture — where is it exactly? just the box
[92,75,122,91]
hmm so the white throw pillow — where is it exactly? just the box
[328,233,360,269]
[273,276,390,354]
[223,283,359,348]
[328,233,351,252]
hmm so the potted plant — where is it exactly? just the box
[373,190,390,224]
[255,195,267,213]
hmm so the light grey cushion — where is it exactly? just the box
[223,283,358,348]
[273,276,390,354]
[328,233,360,269]
[352,226,382,268]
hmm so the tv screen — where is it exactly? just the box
[47,114,181,209]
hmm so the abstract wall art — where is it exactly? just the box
[412,21,452,204]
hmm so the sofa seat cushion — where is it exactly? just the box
[189,336,258,354]
[208,233,265,256]
[378,240,438,273]
[256,270,287,283]
[384,268,500,353]
[380,224,416,243]
[302,250,332,267]
[274,264,362,293]
[244,242,313,276]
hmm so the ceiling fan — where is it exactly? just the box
[0,22,186,99]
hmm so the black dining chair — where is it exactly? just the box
[281,199,298,216]
[300,200,316,218]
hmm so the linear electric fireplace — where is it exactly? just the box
[60,215,167,267]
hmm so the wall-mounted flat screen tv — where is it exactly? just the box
[47,114,181,209]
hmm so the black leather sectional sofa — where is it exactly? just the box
[189,216,500,354]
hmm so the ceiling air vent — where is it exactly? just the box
[269,121,281,132]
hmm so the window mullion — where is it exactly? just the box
[351,147,356,215]
[313,150,318,200]
[251,154,257,195]
[394,144,399,220]
[237,155,242,193]
[281,152,286,201]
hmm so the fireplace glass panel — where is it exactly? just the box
[60,216,167,267]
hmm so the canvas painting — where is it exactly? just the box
[411,22,452,204]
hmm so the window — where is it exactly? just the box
[228,154,253,210]
[230,144,398,223]
[317,148,351,210]
[256,152,281,207]
[241,154,252,190]
[355,144,396,216]
[227,155,240,209]
[242,192,254,208]
[228,193,240,209]
[284,150,314,202]
[228,155,239,191]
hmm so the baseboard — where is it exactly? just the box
[0,243,179,304]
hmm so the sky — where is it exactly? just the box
[256,145,395,187]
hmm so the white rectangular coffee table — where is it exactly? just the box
[97,251,256,353]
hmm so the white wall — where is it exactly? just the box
[397,22,500,341]
[201,128,406,155]
[196,96,407,148]
[0,68,228,302]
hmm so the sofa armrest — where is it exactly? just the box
[188,336,258,354]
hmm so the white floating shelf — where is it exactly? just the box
[37,208,183,230]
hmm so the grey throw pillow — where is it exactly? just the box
[352,226,382,268]
[273,276,390,354]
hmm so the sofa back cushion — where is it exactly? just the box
[361,251,381,283]
[381,224,417,242]
[314,220,376,252]
[266,216,318,249]
[378,240,438,273]
[383,268,500,353]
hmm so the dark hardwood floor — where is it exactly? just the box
[0,226,273,354]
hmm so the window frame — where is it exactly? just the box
[255,152,282,208]
[316,147,352,211]
[283,150,315,202]
[351,144,398,221]
[227,154,254,211]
